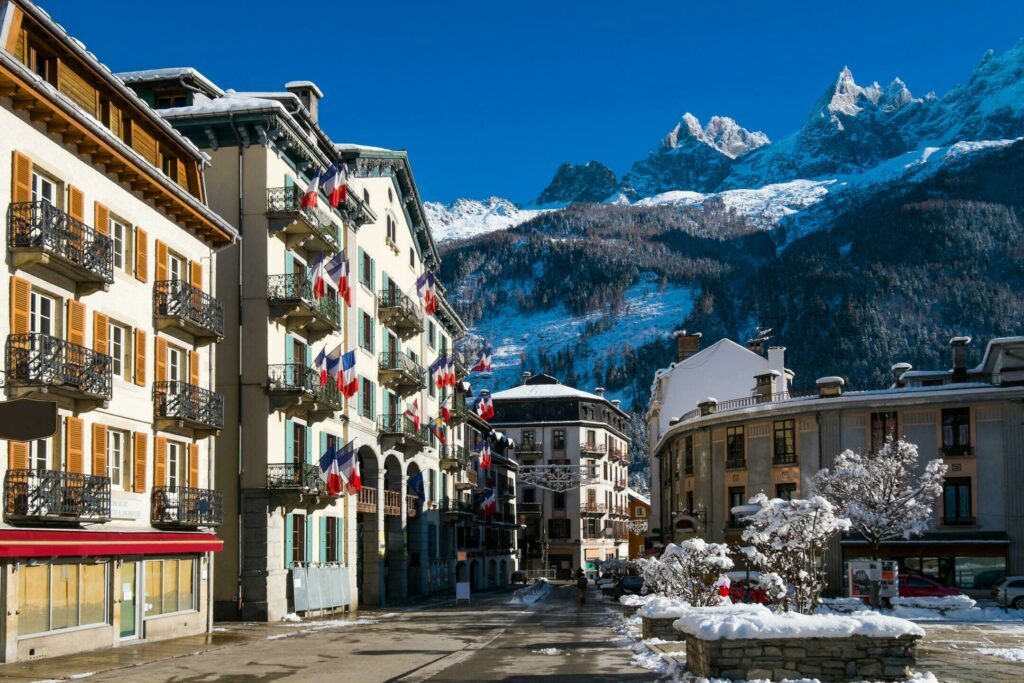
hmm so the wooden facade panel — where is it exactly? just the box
[133,432,147,492]
[57,59,98,117]
[129,121,159,166]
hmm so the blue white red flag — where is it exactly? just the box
[301,173,321,210]
[475,439,492,469]
[472,345,492,373]
[318,440,342,495]
[475,392,494,421]
[311,253,327,300]
[326,251,350,305]
[321,164,348,208]
[325,344,342,386]
[338,439,360,494]
[340,350,358,398]
[416,272,438,315]
[479,487,497,515]
[403,399,420,431]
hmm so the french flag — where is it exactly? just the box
[324,344,342,387]
[445,356,456,388]
[472,345,492,373]
[322,164,348,208]
[340,350,359,398]
[313,346,328,387]
[326,252,350,306]
[416,272,438,315]
[338,440,360,494]
[311,253,327,300]
[480,487,497,515]
[318,440,342,496]
[404,399,420,431]
[476,392,494,421]
[429,357,444,390]
[301,173,321,210]
[475,439,491,470]
[439,394,451,423]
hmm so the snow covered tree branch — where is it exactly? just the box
[636,539,734,607]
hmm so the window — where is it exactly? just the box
[110,217,131,273]
[427,321,436,349]
[634,506,647,518]
[325,516,339,562]
[31,169,57,206]
[361,378,375,419]
[388,187,393,203]
[870,411,897,451]
[360,251,373,289]
[19,561,108,635]
[553,429,565,452]
[144,558,195,616]
[108,429,131,491]
[29,437,51,470]
[409,248,415,268]
[167,441,185,488]
[109,321,131,380]
[728,487,745,527]
[686,491,694,514]
[363,188,370,204]
[553,491,566,510]
[523,487,536,503]
[30,291,55,335]
[776,483,796,501]
[156,94,187,109]
[168,253,185,282]
[773,420,796,465]
[293,425,306,465]
[167,344,184,383]
[548,519,570,539]
[941,408,972,456]
[943,477,972,524]
[386,214,397,243]
[726,426,745,468]
[291,515,307,563]
[360,312,374,352]
[684,435,694,474]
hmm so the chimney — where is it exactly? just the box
[746,338,765,356]
[891,362,912,387]
[816,376,845,398]
[285,80,324,123]
[611,399,621,408]
[674,330,702,362]
[753,370,780,403]
[698,397,718,416]
[595,387,605,398]
[522,371,532,384]
[767,346,787,395]
[951,336,972,382]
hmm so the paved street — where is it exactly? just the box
[1,584,657,683]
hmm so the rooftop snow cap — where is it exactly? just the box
[285,81,323,123]
[595,387,606,397]
[951,336,972,382]
[673,330,702,362]
[891,362,913,387]
[522,371,532,384]
[816,376,845,398]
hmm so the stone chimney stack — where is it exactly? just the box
[891,362,912,387]
[522,371,532,384]
[816,376,845,398]
[285,81,324,123]
[754,370,781,403]
[595,387,606,398]
[611,399,621,408]
[767,346,787,395]
[674,330,702,362]
[951,336,972,382]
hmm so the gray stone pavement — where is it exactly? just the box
[916,622,1024,683]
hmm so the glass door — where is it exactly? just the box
[120,561,140,639]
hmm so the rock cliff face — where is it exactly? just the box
[532,161,618,207]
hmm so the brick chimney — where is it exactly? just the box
[891,362,912,387]
[951,336,972,382]
[285,81,323,123]
[753,370,780,403]
[673,330,702,362]
[816,376,845,398]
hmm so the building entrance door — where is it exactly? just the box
[120,561,141,639]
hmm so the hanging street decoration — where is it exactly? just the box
[517,463,595,492]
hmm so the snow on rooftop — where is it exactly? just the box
[626,488,650,506]
[335,143,396,154]
[159,93,286,118]
[490,382,609,403]
[285,80,324,98]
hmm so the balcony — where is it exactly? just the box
[439,498,474,517]
[383,490,401,516]
[267,363,344,422]
[357,487,377,514]
[772,452,798,466]
[5,333,112,407]
[614,477,627,490]
[498,483,516,501]
[377,414,428,456]
[266,186,340,254]
[153,381,224,438]
[154,280,224,344]
[440,444,470,472]
[266,462,323,494]
[7,201,113,293]
[267,274,341,341]
[377,289,424,340]
[151,486,223,528]
[378,352,425,398]
[518,440,543,456]
[941,445,974,458]
[581,442,607,456]
[449,392,471,426]
[454,468,478,490]
[406,494,420,517]
[610,447,630,464]
[454,353,468,380]
[580,502,607,516]
[3,469,111,525]
[518,501,542,515]
[726,457,747,470]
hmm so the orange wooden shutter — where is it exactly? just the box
[11,151,31,204]
[93,311,109,355]
[10,276,30,334]
[94,202,109,235]
[188,443,200,487]
[133,432,147,492]
[66,300,86,346]
[134,329,146,386]
[155,240,168,281]
[3,7,23,55]
[189,350,200,385]
[153,435,167,487]
[176,159,187,188]
[65,416,84,473]
[9,441,28,470]
[189,261,202,289]
[155,336,167,382]
[91,423,107,476]
[67,185,84,222]
[135,227,148,282]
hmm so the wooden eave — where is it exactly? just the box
[0,63,234,246]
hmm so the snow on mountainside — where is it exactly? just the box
[423,197,544,242]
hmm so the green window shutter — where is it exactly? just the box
[285,420,295,464]
[358,312,365,349]
[319,432,327,460]
[370,258,376,292]
[305,344,312,368]
[337,516,344,562]
[285,336,294,366]
[358,247,365,284]
[381,392,389,420]
[285,175,295,188]
[319,517,328,564]
[284,514,294,567]
[358,376,364,415]
[285,253,294,276]
[304,425,312,464]
[304,515,313,563]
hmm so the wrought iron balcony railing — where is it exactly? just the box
[151,486,223,528]
[378,351,425,397]
[154,280,224,341]
[267,363,344,410]
[580,442,607,455]
[267,273,341,331]
[153,381,224,432]
[518,501,542,515]
[772,452,798,466]
[267,462,322,492]
[517,440,543,454]
[265,186,340,253]
[377,288,424,338]
[940,444,974,458]
[439,498,474,515]
[726,457,747,470]
[580,502,607,515]
[440,444,470,470]
[4,469,111,524]
[5,333,112,401]
[7,201,113,285]
[378,414,427,443]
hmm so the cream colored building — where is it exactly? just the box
[0,0,236,662]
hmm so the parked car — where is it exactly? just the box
[898,574,962,598]
[972,569,1006,590]
[992,576,1024,608]
[510,571,528,585]
[611,575,645,599]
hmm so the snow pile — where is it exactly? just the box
[672,603,924,640]
[817,597,869,614]
[977,647,1024,662]
[638,596,691,620]
[511,580,552,605]
[890,603,1024,622]
[281,613,302,622]
[620,593,656,608]
[890,595,977,611]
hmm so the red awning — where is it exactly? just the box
[0,529,223,558]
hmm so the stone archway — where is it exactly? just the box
[406,461,424,597]
[356,446,382,606]
[499,560,508,587]
[383,452,406,603]
[487,559,497,588]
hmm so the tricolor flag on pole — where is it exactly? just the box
[301,172,321,210]
[404,399,420,431]
[340,350,359,398]
[326,251,351,306]
[313,346,328,387]
[324,344,342,387]
[475,391,494,421]
[321,163,348,208]
[338,439,360,494]
[445,356,456,388]
[472,345,492,373]
[439,393,452,423]
[318,440,342,495]
[311,253,328,300]
[479,487,497,515]
[428,357,444,390]
[416,272,438,315]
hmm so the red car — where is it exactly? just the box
[898,574,961,598]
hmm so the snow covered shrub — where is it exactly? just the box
[739,493,850,614]
[641,539,734,607]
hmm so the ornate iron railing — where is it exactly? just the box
[518,502,542,514]
[265,186,340,251]
[154,280,224,338]
[378,288,423,323]
[441,444,470,466]
[726,457,747,469]
[267,363,343,409]
[580,502,607,514]
[378,352,425,381]
[7,201,113,283]
[580,442,607,455]
[438,498,474,515]
[518,440,543,454]
[151,486,223,527]
[4,469,111,523]
[5,333,112,400]
[378,413,427,442]
[266,273,341,328]
[153,380,224,429]
[772,452,798,466]
[267,462,322,491]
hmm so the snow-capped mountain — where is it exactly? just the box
[531,160,618,208]
[422,197,544,242]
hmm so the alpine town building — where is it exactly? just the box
[650,334,1024,597]
[118,71,514,615]
[492,373,631,576]
[0,0,236,662]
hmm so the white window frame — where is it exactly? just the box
[108,321,131,381]
[168,253,185,282]
[29,437,52,471]
[107,429,131,491]
[30,291,56,336]
[168,346,183,383]
[167,441,183,488]
[31,170,57,206]
[110,216,131,273]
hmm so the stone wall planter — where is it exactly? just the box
[640,615,684,641]
[622,604,640,618]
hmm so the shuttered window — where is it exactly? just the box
[66,300,86,346]
[10,276,31,335]
[188,443,200,487]
[153,436,167,488]
[134,227,148,282]
[66,185,84,222]
[134,329,146,386]
[93,202,109,236]
[133,432,147,492]
[12,151,31,204]
[65,417,84,474]
[91,423,107,477]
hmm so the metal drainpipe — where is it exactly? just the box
[206,244,215,635]
[227,113,245,617]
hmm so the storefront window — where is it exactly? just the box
[955,556,1006,589]
[19,565,50,635]
[145,558,197,617]
[18,562,108,635]
[80,563,106,626]
[50,564,80,630]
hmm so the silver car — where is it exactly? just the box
[992,576,1024,608]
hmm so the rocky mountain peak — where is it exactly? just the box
[533,160,618,207]
[662,113,769,159]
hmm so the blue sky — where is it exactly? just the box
[52,1,1024,203]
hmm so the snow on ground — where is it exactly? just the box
[531,647,563,655]
[636,179,834,226]
[511,580,552,605]
[976,647,1024,662]
[423,197,547,242]
[638,596,691,620]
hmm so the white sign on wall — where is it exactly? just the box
[111,496,146,522]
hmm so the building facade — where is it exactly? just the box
[494,373,631,575]
[627,489,650,559]
[0,0,236,662]
[651,335,1024,595]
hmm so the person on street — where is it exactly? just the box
[576,570,589,603]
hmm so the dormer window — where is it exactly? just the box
[156,94,187,109]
